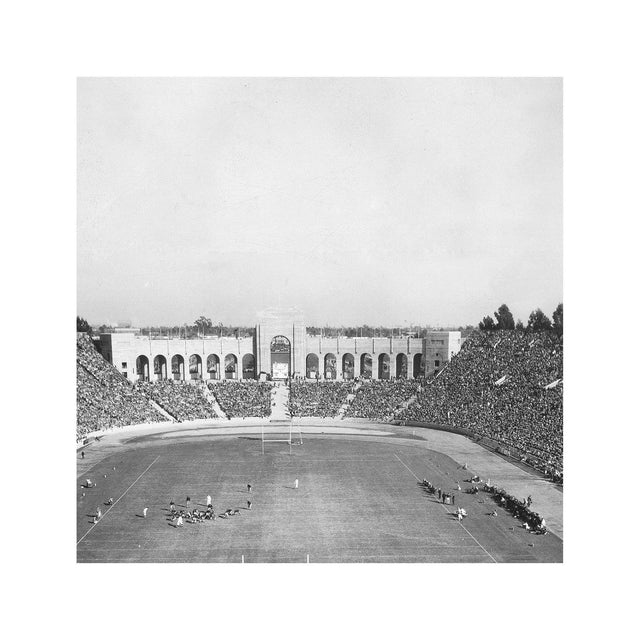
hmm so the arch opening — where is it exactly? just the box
[153,355,167,381]
[306,353,319,379]
[224,354,238,380]
[242,354,255,379]
[378,353,390,380]
[324,353,337,380]
[136,355,150,382]
[207,354,220,380]
[189,354,202,380]
[171,355,184,381]
[360,353,372,379]
[270,335,291,380]
[396,353,408,378]
[342,353,354,380]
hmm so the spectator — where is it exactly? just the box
[208,380,271,418]
[76,334,167,440]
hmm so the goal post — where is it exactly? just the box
[261,421,303,455]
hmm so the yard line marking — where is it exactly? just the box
[456,520,498,563]
[394,453,420,480]
[77,455,160,545]
[393,453,498,564]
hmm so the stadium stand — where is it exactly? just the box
[288,380,353,417]
[76,334,167,441]
[400,330,563,477]
[137,380,218,422]
[208,380,272,418]
[344,379,421,420]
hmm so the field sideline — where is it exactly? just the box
[77,423,562,563]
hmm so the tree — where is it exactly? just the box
[194,316,213,337]
[515,319,524,331]
[527,308,552,332]
[76,316,92,334]
[493,304,515,330]
[552,303,563,337]
[478,316,497,331]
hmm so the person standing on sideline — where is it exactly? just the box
[294,478,299,489]
[143,507,148,518]
[81,451,85,459]
[247,483,252,493]
[186,496,191,509]
[247,500,252,510]
[96,507,102,519]
[206,495,212,507]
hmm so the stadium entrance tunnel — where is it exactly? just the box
[270,335,291,380]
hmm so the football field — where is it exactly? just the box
[77,429,562,563]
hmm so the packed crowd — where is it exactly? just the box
[485,484,548,534]
[76,334,167,441]
[208,380,272,418]
[400,330,563,474]
[137,380,218,422]
[345,379,421,420]
[288,380,353,417]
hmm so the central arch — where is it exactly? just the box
[270,335,291,379]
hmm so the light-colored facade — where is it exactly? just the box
[97,309,461,382]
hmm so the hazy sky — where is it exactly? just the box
[77,78,562,328]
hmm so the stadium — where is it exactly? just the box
[77,77,563,564]
[77,308,563,563]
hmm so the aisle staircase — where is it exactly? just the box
[338,381,362,419]
[270,382,291,422]
[202,383,228,419]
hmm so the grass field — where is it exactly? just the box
[77,430,562,563]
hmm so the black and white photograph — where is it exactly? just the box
[6,2,638,638]
[76,77,563,563]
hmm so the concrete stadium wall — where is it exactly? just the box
[99,319,462,382]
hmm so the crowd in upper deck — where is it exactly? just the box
[76,334,167,441]
[400,330,563,474]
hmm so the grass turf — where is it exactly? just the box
[77,433,562,563]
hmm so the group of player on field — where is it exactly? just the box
[419,466,548,533]
[168,484,258,527]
